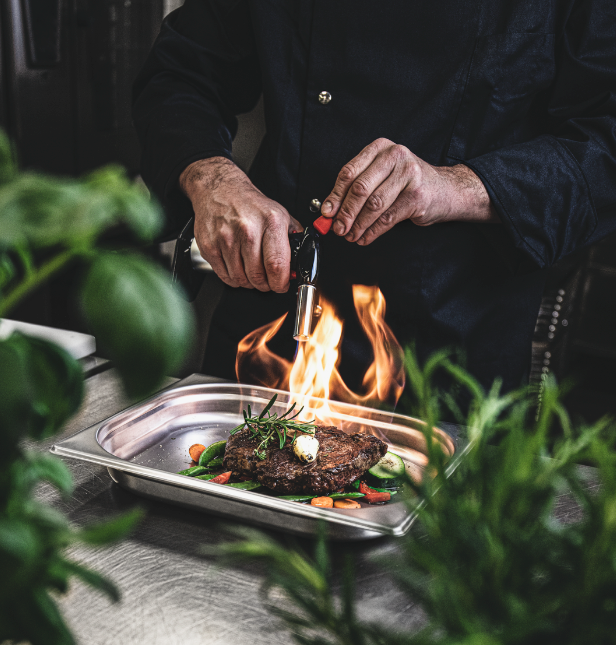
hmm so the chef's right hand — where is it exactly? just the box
[180,157,301,293]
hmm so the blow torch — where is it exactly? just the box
[172,215,332,342]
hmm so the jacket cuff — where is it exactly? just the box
[458,134,597,268]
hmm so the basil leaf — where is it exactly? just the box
[0,333,83,449]
[81,253,194,398]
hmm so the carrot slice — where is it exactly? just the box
[208,471,232,485]
[333,499,361,509]
[189,444,206,462]
[310,496,334,508]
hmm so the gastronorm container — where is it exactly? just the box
[51,374,466,541]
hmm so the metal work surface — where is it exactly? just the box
[52,380,462,540]
[30,368,598,645]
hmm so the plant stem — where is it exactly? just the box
[0,247,78,318]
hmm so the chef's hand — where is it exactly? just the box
[180,157,302,292]
[321,138,498,245]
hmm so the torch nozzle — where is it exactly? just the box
[293,284,317,341]
[290,226,321,342]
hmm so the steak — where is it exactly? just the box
[223,426,388,495]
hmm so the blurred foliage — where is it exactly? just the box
[0,130,194,644]
[215,350,616,645]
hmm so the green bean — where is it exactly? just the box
[277,494,316,503]
[198,440,227,466]
[178,465,209,477]
[226,481,261,490]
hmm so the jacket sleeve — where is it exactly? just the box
[132,0,261,235]
[462,0,616,268]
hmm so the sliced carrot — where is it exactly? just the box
[310,496,334,508]
[208,471,232,485]
[364,492,391,504]
[333,499,361,509]
[189,444,206,462]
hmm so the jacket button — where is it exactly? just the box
[318,91,332,105]
[310,199,322,212]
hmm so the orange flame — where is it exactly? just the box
[236,285,405,418]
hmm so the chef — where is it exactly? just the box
[133,0,616,394]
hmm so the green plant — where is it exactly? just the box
[214,350,616,645]
[0,130,194,644]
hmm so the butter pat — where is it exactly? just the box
[294,435,319,463]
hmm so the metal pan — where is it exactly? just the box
[51,375,466,541]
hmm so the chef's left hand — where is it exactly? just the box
[321,138,498,245]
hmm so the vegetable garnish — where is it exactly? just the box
[178,465,210,477]
[310,497,333,508]
[208,471,232,485]
[333,499,361,509]
[230,393,317,461]
[364,491,391,504]
[189,443,206,462]
[198,440,227,467]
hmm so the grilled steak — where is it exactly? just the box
[223,426,388,495]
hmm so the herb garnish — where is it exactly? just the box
[231,394,317,460]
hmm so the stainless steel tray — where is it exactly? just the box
[52,375,465,540]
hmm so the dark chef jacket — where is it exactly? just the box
[133,0,616,394]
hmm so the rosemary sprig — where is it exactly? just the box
[231,394,317,460]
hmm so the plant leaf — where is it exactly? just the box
[25,452,74,496]
[77,508,142,545]
[0,333,84,451]
[60,559,120,602]
[259,393,277,419]
[0,129,17,186]
[81,253,194,398]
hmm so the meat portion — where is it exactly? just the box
[223,426,388,495]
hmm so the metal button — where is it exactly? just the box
[549,325,556,332]
[310,198,322,212]
[318,91,332,105]
[554,304,561,311]
[562,319,569,327]
[558,289,565,296]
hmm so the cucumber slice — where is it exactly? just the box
[198,440,227,466]
[367,451,405,488]
[226,480,261,490]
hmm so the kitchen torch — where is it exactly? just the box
[171,215,332,342]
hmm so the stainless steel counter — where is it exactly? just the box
[29,368,597,645]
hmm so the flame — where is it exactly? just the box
[236,285,405,419]
[235,313,290,390]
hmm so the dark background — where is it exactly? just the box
[1,0,614,422]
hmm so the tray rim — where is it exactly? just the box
[51,378,469,538]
